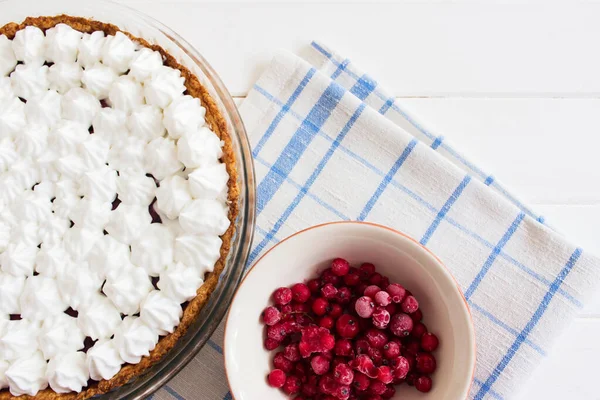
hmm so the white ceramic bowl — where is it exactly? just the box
[225,222,476,399]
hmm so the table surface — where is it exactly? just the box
[116,1,600,398]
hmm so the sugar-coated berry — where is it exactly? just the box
[312,297,329,316]
[415,375,433,393]
[267,323,287,342]
[421,332,439,352]
[355,296,375,318]
[385,283,406,303]
[321,283,339,300]
[335,339,354,357]
[389,313,413,336]
[374,291,391,306]
[336,314,360,339]
[365,328,388,349]
[372,307,391,329]
[359,263,375,279]
[268,369,287,388]
[333,363,354,385]
[311,354,331,375]
[364,285,381,298]
[352,371,370,391]
[319,316,335,330]
[291,283,311,303]
[331,258,350,276]
[377,366,394,384]
[265,338,280,350]
[401,295,419,314]
[273,287,293,305]
[382,341,401,359]
[283,375,302,395]
[262,306,281,326]
[411,322,427,339]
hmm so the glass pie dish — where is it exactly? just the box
[0,0,255,398]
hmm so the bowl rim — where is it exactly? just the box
[224,221,476,400]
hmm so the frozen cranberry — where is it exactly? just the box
[295,362,307,378]
[262,306,281,326]
[384,303,396,315]
[284,344,301,362]
[415,375,432,393]
[267,323,288,342]
[385,283,406,303]
[358,316,372,332]
[296,314,312,326]
[321,334,336,352]
[283,375,302,395]
[280,303,293,314]
[293,396,306,400]
[421,332,439,352]
[292,302,310,313]
[403,340,421,356]
[411,308,423,322]
[411,322,427,339]
[319,316,335,330]
[368,380,387,395]
[355,296,375,318]
[265,338,280,350]
[416,352,436,374]
[368,347,383,366]
[337,287,352,304]
[322,268,341,286]
[369,273,383,286]
[273,287,293,305]
[336,314,360,339]
[311,355,331,375]
[393,356,410,379]
[321,283,339,300]
[350,354,378,378]
[389,313,413,336]
[365,329,388,349]
[356,283,369,297]
[401,295,419,314]
[302,376,318,397]
[335,339,354,357]
[352,371,370,391]
[268,369,287,388]
[381,385,396,399]
[405,371,418,386]
[376,366,394,384]
[274,351,294,373]
[355,339,370,355]
[343,272,360,286]
[380,277,390,290]
[318,374,337,395]
[364,285,381,298]
[307,279,321,294]
[373,291,391,306]
[382,341,400,359]
[291,283,311,303]
[358,263,376,279]
[331,258,350,276]
[335,384,351,400]
[372,307,390,329]
[299,326,335,357]
[333,363,354,385]
[312,297,329,316]
[329,303,343,318]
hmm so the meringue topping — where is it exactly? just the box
[113,316,158,364]
[158,261,203,304]
[103,264,153,314]
[155,175,192,219]
[86,339,123,381]
[39,314,85,360]
[19,275,67,320]
[131,223,174,276]
[5,351,48,396]
[46,352,88,393]
[140,290,182,336]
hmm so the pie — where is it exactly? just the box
[0,14,238,399]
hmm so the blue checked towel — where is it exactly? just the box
[150,42,600,400]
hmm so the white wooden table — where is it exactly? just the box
[118,1,600,398]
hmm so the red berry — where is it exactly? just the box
[318,374,337,395]
[384,303,396,315]
[350,354,378,378]
[284,344,301,362]
[343,272,360,286]
[267,323,288,342]
[283,375,302,395]
[321,334,336,352]
[365,329,388,349]
[295,362,307,377]
[368,380,387,395]
[321,268,341,286]
[364,285,381,298]
[321,283,339,300]
[335,384,351,400]
[382,341,400,359]
[372,307,390,329]
[268,369,287,388]
[296,313,312,326]
[389,313,413,336]
[385,283,406,304]
[302,376,318,397]
[311,355,331,375]
[355,296,375,318]
[334,339,354,357]
[336,314,360,339]
[415,375,432,393]
[393,356,410,379]
[421,332,439,352]
[336,287,352,304]
[411,322,427,339]
[329,303,343,318]
[416,352,437,374]
[358,263,376,279]
[333,363,354,385]
[401,295,419,314]
[369,273,383,286]
[380,277,390,290]
[312,297,329,316]
[403,340,421,356]
[374,291,391,306]
[381,385,396,399]
[265,338,280,350]
[376,366,394,384]
[300,327,335,357]
[273,287,293,305]
[262,306,281,326]
[307,279,321,294]
[331,258,350,276]
[319,316,335,330]
[273,351,294,373]
[411,309,423,322]
[355,283,369,297]
[405,371,418,386]
[367,346,383,366]
[355,339,370,355]
[352,371,370,391]
[291,283,311,303]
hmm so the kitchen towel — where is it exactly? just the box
[152,42,600,400]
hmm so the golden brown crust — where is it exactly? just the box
[0,15,239,400]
